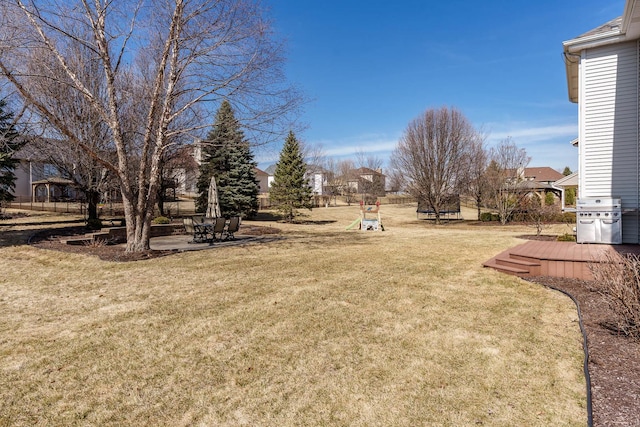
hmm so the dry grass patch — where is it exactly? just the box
[0,205,586,425]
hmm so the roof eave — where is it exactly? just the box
[563,30,626,103]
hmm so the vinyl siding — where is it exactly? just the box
[580,41,639,243]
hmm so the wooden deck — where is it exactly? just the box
[483,241,640,280]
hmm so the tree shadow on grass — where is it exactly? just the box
[292,220,337,225]
[0,221,87,248]
[248,212,336,226]
[250,212,280,222]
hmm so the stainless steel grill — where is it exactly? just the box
[576,197,622,244]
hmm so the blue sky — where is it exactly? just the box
[257,0,626,173]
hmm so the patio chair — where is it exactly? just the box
[190,215,210,243]
[201,216,216,242]
[223,216,241,240]
[183,217,207,243]
[209,217,227,243]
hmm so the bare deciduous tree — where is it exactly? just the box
[324,157,357,204]
[354,149,385,203]
[23,39,117,220]
[485,137,531,224]
[0,0,301,251]
[465,136,489,220]
[391,106,479,223]
[386,156,407,195]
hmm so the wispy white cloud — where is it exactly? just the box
[309,132,401,158]
[255,133,400,167]
[257,123,580,172]
[324,139,398,157]
[485,122,579,171]
[486,123,577,146]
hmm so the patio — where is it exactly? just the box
[149,233,279,251]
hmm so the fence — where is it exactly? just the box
[6,196,198,218]
[7,196,88,215]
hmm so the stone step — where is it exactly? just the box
[61,231,110,245]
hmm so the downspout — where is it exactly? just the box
[637,39,640,242]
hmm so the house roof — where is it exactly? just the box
[306,164,328,174]
[516,180,555,191]
[523,167,564,182]
[563,0,640,102]
[32,177,76,185]
[254,167,268,177]
[553,172,579,188]
[353,167,385,176]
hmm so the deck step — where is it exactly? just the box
[495,257,540,275]
[483,258,530,276]
[483,241,613,281]
[495,257,539,267]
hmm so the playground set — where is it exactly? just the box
[346,200,384,231]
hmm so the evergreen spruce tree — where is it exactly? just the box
[562,166,576,206]
[196,100,259,218]
[0,100,24,205]
[270,131,313,221]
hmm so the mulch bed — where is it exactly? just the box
[528,276,640,427]
[27,228,640,425]
[29,224,282,262]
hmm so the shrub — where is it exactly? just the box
[86,218,103,230]
[544,192,555,206]
[556,233,576,242]
[152,216,171,224]
[84,238,108,247]
[590,252,640,339]
[560,211,576,223]
[480,212,498,222]
[565,187,576,206]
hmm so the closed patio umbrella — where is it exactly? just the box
[206,176,221,218]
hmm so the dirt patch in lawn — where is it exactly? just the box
[528,276,640,427]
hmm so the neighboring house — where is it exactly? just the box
[552,138,580,211]
[554,172,579,210]
[165,144,200,198]
[263,163,330,195]
[261,163,386,199]
[254,167,269,194]
[518,166,564,202]
[15,140,200,202]
[13,143,80,202]
[264,163,276,189]
[306,164,328,196]
[563,0,640,243]
[522,167,564,186]
[347,167,386,198]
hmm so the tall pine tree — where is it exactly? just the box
[270,131,313,221]
[0,100,24,205]
[196,101,259,218]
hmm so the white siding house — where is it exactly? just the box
[564,0,640,243]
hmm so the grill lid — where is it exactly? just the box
[577,197,621,211]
